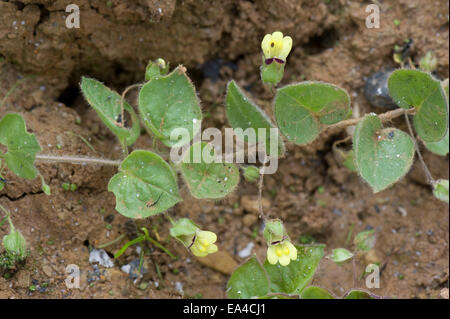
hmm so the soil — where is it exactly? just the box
[0,0,448,299]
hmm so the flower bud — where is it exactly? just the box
[145,58,169,81]
[170,218,218,257]
[263,219,287,244]
[260,31,292,86]
[263,219,297,266]
[169,218,198,248]
[243,165,260,182]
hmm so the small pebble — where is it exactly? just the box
[364,69,397,109]
[238,242,254,258]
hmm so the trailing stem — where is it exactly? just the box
[258,154,268,221]
[117,83,143,157]
[120,83,142,129]
[403,111,435,185]
[35,154,121,166]
[324,107,416,134]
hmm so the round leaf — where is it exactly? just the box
[263,244,325,294]
[330,248,354,264]
[227,255,269,299]
[180,142,240,199]
[432,179,449,204]
[301,286,334,299]
[354,230,376,252]
[108,150,181,218]
[169,218,199,238]
[388,69,448,142]
[0,114,41,179]
[275,82,351,145]
[423,129,449,156]
[226,80,285,157]
[353,114,415,193]
[343,289,376,299]
[80,77,140,146]
[139,66,202,147]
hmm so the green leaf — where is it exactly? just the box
[169,218,198,248]
[242,165,260,183]
[343,290,376,299]
[108,150,181,218]
[226,80,285,156]
[301,286,334,299]
[180,142,240,199]
[41,176,51,195]
[419,51,437,73]
[169,218,198,238]
[388,69,448,142]
[259,294,297,299]
[0,174,4,191]
[330,248,354,264]
[263,244,325,294]
[139,66,202,147]
[423,80,449,155]
[0,114,41,179]
[145,58,169,81]
[275,82,351,145]
[227,255,269,299]
[354,230,376,252]
[423,129,449,156]
[432,179,449,204]
[353,114,415,192]
[80,77,140,146]
[443,79,449,97]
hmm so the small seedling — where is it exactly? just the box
[0,204,28,271]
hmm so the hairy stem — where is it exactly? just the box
[352,257,357,288]
[258,154,267,220]
[120,83,142,127]
[118,83,142,157]
[119,137,129,158]
[403,111,435,185]
[324,108,416,134]
[35,154,121,166]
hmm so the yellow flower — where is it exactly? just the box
[267,240,297,266]
[190,230,218,257]
[261,31,293,64]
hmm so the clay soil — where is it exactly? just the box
[0,0,448,299]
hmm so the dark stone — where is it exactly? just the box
[364,69,398,109]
